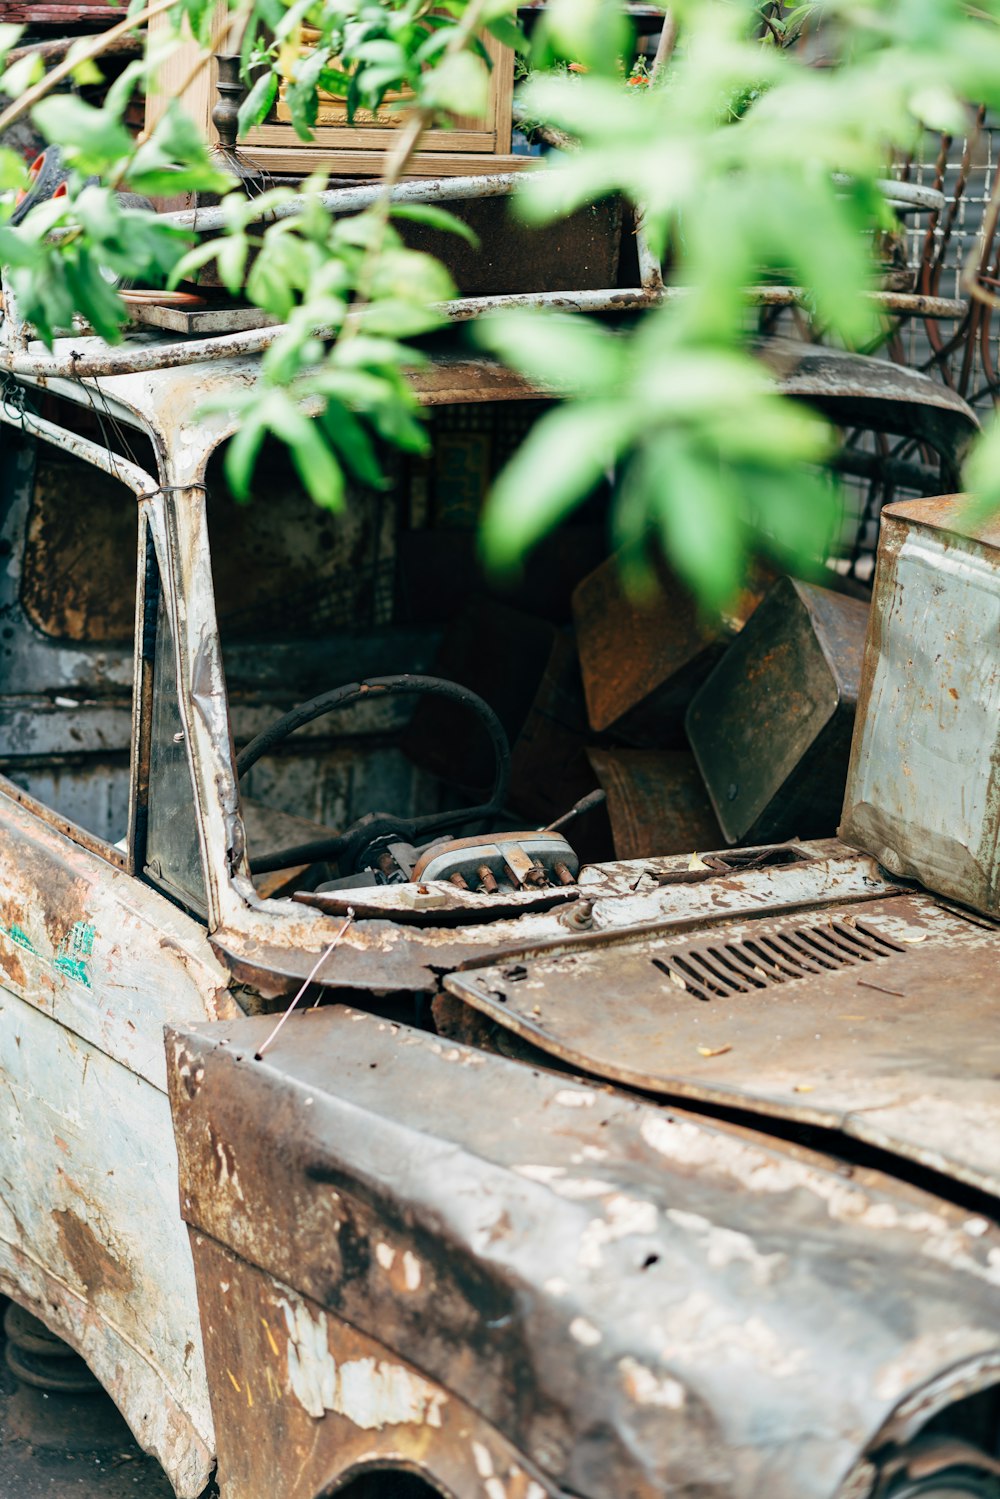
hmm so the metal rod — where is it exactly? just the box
[0,327,284,378]
[0,286,964,383]
[744,286,967,319]
[440,286,663,320]
[159,171,527,234]
[0,399,157,495]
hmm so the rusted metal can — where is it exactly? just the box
[686,578,869,845]
[840,495,1000,915]
[572,553,772,746]
[586,747,723,859]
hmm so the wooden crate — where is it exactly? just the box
[145,10,520,178]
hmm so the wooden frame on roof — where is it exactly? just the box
[144,11,522,178]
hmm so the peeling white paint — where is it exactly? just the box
[618,1355,686,1410]
[874,1327,999,1402]
[553,1089,595,1108]
[515,1164,565,1185]
[375,1243,395,1272]
[279,1296,446,1428]
[402,1250,422,1291]
[667,1209,787,1285]
[549,1177,609,1201]
[472,1440,494,1477]
[579,1194,659,1269]
[653,1289,807,1380]
[639,1115,1000,1288]
[214,1140,245,1202]
[570,1316,602,1347]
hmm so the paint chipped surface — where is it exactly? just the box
[619,1356,686,1410]
[569,1316,602,1347]
[579,1194,659,1269]
[280,1293,446,1428]
[667,1209,788,1286]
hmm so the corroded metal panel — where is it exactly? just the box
[190,1236,562,1499]
[446,892,1000,1196]
[0,993,214,1496]
[841,495,1000,916]
[211,846,901,1000]
[0,783,238,1493]
[686,579,869,845]
[587,748,723,858]
[169,1008,1000,1499]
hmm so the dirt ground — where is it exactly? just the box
[0,1301,178,1498]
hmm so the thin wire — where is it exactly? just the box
[69,373,141,486]
[137,483,209,500]
[253,909,355,1059]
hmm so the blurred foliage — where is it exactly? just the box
[2,3,1000,600]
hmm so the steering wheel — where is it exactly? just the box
[237,675,511,876]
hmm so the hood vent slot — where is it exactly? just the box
[652,918,907,1001]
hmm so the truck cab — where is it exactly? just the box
[0,321,998,1499]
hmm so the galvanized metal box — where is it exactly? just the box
[686,577,869,845]
[840,495,1000,915]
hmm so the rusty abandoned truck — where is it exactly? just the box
[1,180,1000,1498]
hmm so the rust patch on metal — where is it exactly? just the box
[52,1208,135,1300]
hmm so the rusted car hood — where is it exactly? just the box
[447,888,1000,1199]
[169,1009,1000,1499]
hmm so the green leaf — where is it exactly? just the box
[423,50,490,116]
[216,232,249,294]
[1,50,43,95]
[0,24,24,63]
[476,309,625,397]
[32,95,133,167]
[286,72,321,140]
[534,0,632,77]
[168,237,231,287]
[320,400,386,488]
[64,250,127,343]
[369,246,456,304]
[265,395,345,510]
[389,202,480,247]
[481,402,634,569]
[238,70,279,136]
[644,438,746,610]
[0,147,25,195]
[224,414,269,501]
[486,15,527,53]
[353,298,444,337]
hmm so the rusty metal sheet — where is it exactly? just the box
[446,892,1000,1197]
[587,747,723,859]
[0,780,239,1494]
[575,836,846,898]
[571,552,772,745]
[686,579,869,845]
[399,194,624,299]
[0,993,215,1496]
[190,1234,566,1499]
[168,1007,1000,1499]
[841,495,1000,918]
[212,845,901,999]
[760,338,980,477]
[294,879,577,926]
